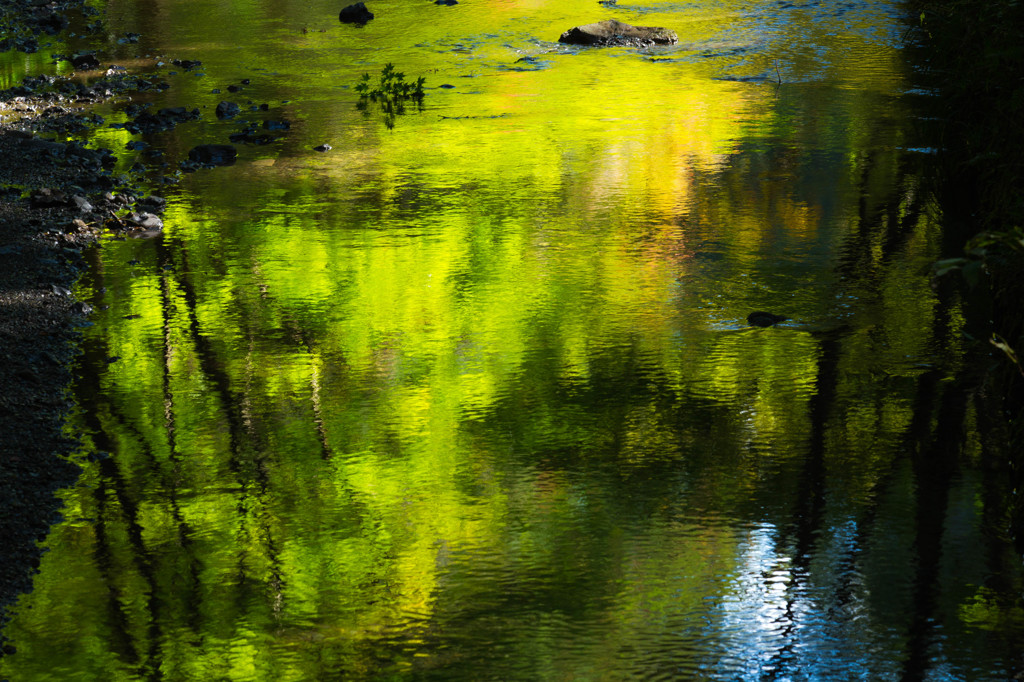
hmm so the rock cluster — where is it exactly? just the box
[558,19,678,47]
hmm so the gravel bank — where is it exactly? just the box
[0,128,103,652]
[0,0,146,652]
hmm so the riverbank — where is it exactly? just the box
[0,133,89,650]
[908,0,1024,549]
[0,0,158,647]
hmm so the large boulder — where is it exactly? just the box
[339,2,374,23]
[558,19,677,47]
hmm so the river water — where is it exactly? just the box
[2,0,1022,679]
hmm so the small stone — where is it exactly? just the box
[72,195,93,212]
[313,144,332,152]
[136,213,163,230]
[215,100,240,119]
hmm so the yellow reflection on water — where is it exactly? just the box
[6,0,1003,680]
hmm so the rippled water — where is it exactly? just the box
[2,0,1022,679]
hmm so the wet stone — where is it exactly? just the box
[339,2,374,23]
[70,53,101,70]
[215,101,240,119]
[558,19,678,47]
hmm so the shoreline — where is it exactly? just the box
[0,124,110,648]
[0,0,166,647]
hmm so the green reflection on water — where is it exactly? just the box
[2,0,1023,679]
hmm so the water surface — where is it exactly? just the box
[2,0,1021,679]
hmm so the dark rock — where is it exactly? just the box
[35,11,68,34]
[21,139,67,157]
[71,53,101,70]
[558,19,677,47]
[157,106,190,119]
[313,144,332,152]
[215,101,240,119]
[229,126,275,145]
[64,142,115,169]
[339,2,374,23]
[29,188,67,208]
[747,311,788,327]
[187,144,238,166]
[263,119,291,131]
[70,302,93,316]
[171,59,202,70]
[139,195,167,210]
[125,106,200,134]
[435,0,458,5]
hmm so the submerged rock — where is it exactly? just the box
[71,53,101,70]
[125,106,200,134]
[558,19,677,47]
[339,2,374,23]
[171,59,203,70]
[747,311,788,327]
[188,144,238,166]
